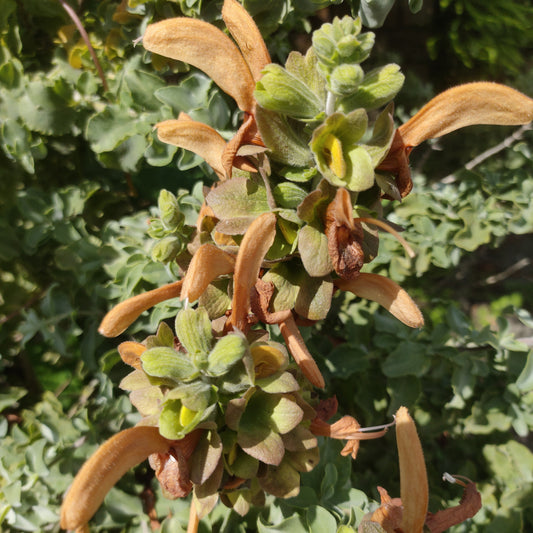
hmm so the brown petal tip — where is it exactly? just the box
[61,427,171,530]
[396,406,428,533]
[98,281,183,337]
[336,273,424,328]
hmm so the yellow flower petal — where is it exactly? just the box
[396,406,429,533]
[221,0,271,83]
[143,18,255,112]
[229,212,276,331]
[251,343,287,378]
[60,427,171,531]
[98,280,183,337]
[181,243,236,302]
[399,82,533,148]
[335,273,424,328]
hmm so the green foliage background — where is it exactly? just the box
[1,0,532,531]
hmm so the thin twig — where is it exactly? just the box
[441,123,532,183]
[0,290,45,325]
[57,0,109,92]
[479,257,532,286]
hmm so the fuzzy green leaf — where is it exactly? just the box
[206,175,270,229]
[141,346,199,381]
[174,307,213,362]
[298,224,333,277]
[207,333,248,377]
[255,64,323,119]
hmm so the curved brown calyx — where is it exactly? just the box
[376,128,413,198]
[250,278,293,324]
[325,187,365,280]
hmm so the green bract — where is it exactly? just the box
[120,306,320,515]
[310,110,375,191]
[339,64,405,111]
[254,64,323,120]
[175,307,213,359]
[141,346,199,382]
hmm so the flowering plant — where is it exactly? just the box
[60,1,533,531]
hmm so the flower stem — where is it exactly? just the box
[187,500,199,533]
[325,91,336,116]
[57,0,109,92]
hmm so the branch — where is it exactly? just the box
[441,123,532,184]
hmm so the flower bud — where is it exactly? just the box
[158,189,184,231]
[328,64,364,96]
[151,235,183,263]
[312,16,374,72]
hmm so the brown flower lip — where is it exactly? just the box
[335,273,424,328]
[60,427,173,531]
[310,398,394,460]
[143,0,272,178]
[98,280,183,337]
[379,82,533,198]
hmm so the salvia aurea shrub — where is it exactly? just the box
[61,1,533,531]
